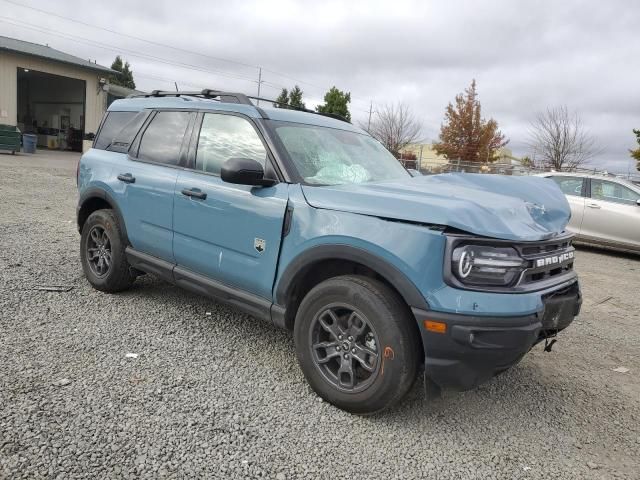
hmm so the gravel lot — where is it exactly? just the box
[1,151,639,479]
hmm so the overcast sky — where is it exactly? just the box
[2,0,639,173]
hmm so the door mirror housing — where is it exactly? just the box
[221,158,276,187]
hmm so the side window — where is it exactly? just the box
[550,176,584,196]
[195,114,267,175]
[107,111,148,153]
[591,179,640,205]
[94,111,137,150]
[137,111,191,166]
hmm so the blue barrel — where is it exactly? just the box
[22,134,37,153]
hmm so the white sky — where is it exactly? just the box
[1,0,638,173]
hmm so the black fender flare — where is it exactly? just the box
[275,244,429,311]
[77,187,129,243]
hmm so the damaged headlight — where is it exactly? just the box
[451,245,526,287]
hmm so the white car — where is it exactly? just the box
[537,172,640,254]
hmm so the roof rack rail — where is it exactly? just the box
[127,88,350,123]
[128,89,253,105]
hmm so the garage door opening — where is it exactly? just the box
[17,67,86,152]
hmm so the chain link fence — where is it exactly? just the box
[401,158,640,185]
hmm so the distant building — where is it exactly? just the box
[399,143,524,174]
[0,35,114,151]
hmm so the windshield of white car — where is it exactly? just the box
[272,122,410,185]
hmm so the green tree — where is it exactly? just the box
[288,85,306,109]
[433,79,507,162]
[109,56,136,90]
[316,86,351,121]
[274,88,289,108]
[631,129,640,172]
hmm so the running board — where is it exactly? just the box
[125,247,275,325]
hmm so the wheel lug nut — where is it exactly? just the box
[338,335,343,340]
[336,346,341,351]
[348,336,353,341]
[344,354,349,359]
[351,348,356,354]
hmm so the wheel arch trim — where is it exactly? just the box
[275,244,429,311]
[77,187,129,243]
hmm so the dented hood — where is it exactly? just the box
[301,173,571,242]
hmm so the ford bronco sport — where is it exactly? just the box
[77,89,581,414]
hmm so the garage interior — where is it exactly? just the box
[16,67,86,151]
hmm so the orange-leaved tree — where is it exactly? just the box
[433,79,508,162]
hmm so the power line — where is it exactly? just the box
[1,0,258,71]
[0,16,261,85]
[1,0,373,110]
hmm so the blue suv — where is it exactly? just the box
[77,89,581,414]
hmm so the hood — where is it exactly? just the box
[301,173,571,242]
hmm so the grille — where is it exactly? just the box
[515,237,575,287]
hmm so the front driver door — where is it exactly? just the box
[172,112,289,299]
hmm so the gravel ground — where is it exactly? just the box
[1,151,639,479]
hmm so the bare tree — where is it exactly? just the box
[527,106,599,171]
[364,103,422,157]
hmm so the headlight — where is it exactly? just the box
[451,245,526,287]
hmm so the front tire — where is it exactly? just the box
[80,209,135,293]
[294,275,420,414]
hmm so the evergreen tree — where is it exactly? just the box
[316,86,351,121]
[288,85,306,109]
[109,56,136,90]
[274,88,289,108]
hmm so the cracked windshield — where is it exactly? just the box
[274,123,410,185]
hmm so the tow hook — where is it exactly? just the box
[543,330,559,352]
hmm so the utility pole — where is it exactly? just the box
[366,101,373,133]
[256,67,262,106]
[174,82,179,92]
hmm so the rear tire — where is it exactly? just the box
[294,275,420,414]
[80,209,135,293]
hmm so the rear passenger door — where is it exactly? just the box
[172,112,289,299]
[548,176,587,234]
[112,110,194,262]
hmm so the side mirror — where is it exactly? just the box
[637,199,640,207]
[221,158,276,187]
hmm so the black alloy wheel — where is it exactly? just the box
[86,225,112,277]
[310,304,380,393]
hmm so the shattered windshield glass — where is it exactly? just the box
[273,122,410,185]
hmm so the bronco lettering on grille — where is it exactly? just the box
[535,251,574,268]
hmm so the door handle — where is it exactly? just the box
[587,203,601,209]
[117,173,135,184]
[181,188,207,200]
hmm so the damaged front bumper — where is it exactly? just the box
[413,280,582,391]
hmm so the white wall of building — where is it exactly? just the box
[0,51,107,135]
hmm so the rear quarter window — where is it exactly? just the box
[94,111,138,150]
[106,111,149,153]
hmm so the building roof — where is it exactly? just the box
[0,35,115,74]
[107,84,144,98]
